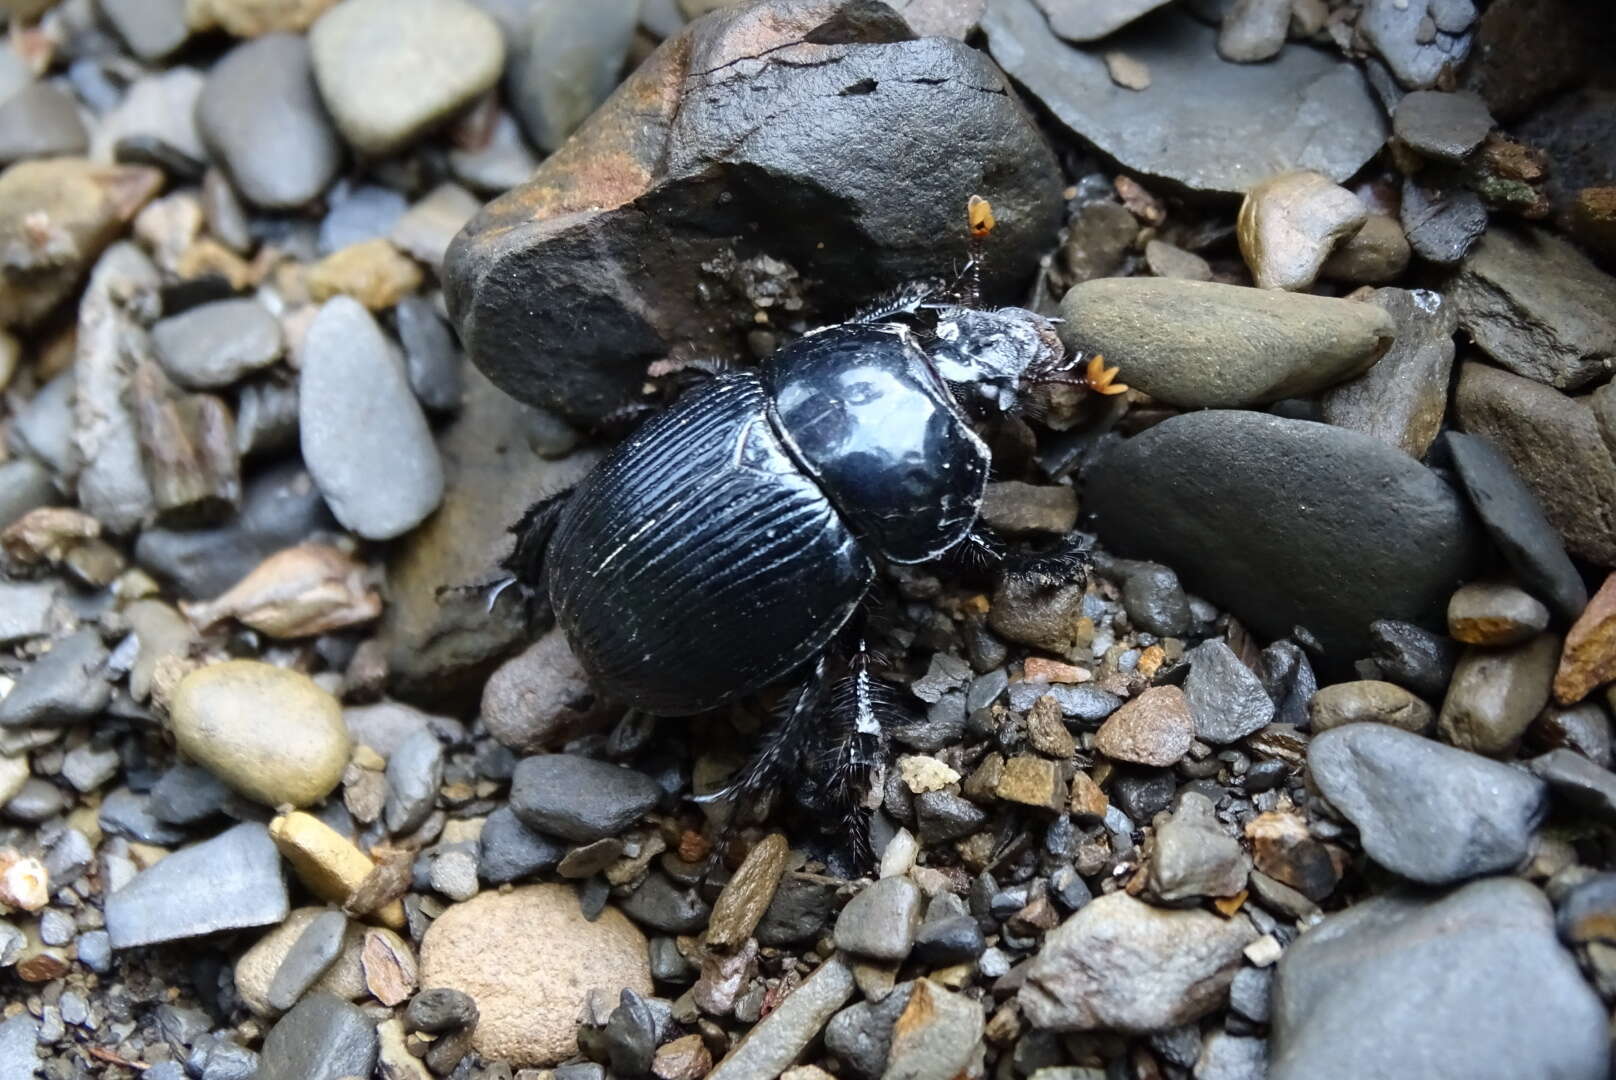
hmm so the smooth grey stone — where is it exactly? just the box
[477,805,563,883]
[1035,0,1173,41]
[300,297,444,540]
[509,754,660,842]
[61,743,120,792]
[256,993,377,1080]
[914,790,988,843]
[0,1013,38,1079]
[1307,724,1546,884]
[77,930,112,974]
[201,1042,258,1080]
[197,34,343,209]
[1149,791,1250,902]
[1197,1031,1268,1080]
[1394,89,1494,162]
[1449,225,1616,392]
[105,823,289,948]
[1454,361,1616,567]
[834,876,922,961]
[1229,965,1271,1023]
[1270,878,1605,1080]
[43,827,94,889]
[1358,0,1475,90]
[825,982,914,1079]
[384,728,443,835]
[448,109,539,195]
[3,778,65,823]
[318,183,408,255]
[510,0,638,153]
[91,67,207,168]
[1183,639,1274,744]
[99,788,189,846]
[152,299,283,390]
[1087,411,1486,668]
[705,956,854,1080]
[619,872,710,934]
[0,84,89,166]
[135,463,336,599]
[149,763,236,824]
[405,986,478,1033]
[1118,560,1191,637]
[1436,634,1558,755]
[0,459,57,530]
[395,295,463,413]
[984,0,1386,194]
[0,628,109,727]
[1527,749,1616,823]
[344,700,464,759]
[266,910,348,1012]
[1320,287,1458,460]
[9,371,77,479]
[96,0,189,61]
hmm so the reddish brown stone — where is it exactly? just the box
[1556,574,1616,705]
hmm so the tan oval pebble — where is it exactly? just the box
[171,659,350,808]
[419,884,652,1067]
[235,906,367,1017]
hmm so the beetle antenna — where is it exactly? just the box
[965,195,994,308]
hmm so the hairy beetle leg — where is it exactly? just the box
[962,525,1094,588]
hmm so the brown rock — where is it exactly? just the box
[1060,200,1138,284]
[1318,287,1455,459]
[1144,238,1212,280]
[705,833,789,950]
[129,355,241,526]
[1308,680,1433,734]
[1448,580,1551,645]
[1237,171,1368,291]
[306,238,423,310]
[181,543,381,638]
[1245,811,1340,902]
[268,811,407,929]
[652,1033,713,1080]
[186,0,340,35]
[1094,685,1194,767]
[1438,634,1561,756]
[419,885,652,1067]
[361,927,418,1006]
[0,159,162,328]
[995,754,1067,812]
[1026,693,1077,757]
[1069,770,1109,822]
[1023,657,1089,684]
[1556,574,1616,705]
[1320,214,1411,284]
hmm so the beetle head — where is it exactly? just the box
[926,305,1068,414]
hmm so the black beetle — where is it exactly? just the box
[496,201,1125,860]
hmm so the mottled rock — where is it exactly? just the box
[1270,878,1606,1080]
[105,824,289,948]
[419,885,651,1066]
[0,629,109,728]
[1087,411,1486,666]
[1183,639,1274,744]
[1400,176,1487,266]
[1454,362,1616,567]
[1447,581,1550,645]
[1020,892,1258,1032]
[707,833,789,950]
[1237,171,1367,291]
[481,627,607,752]
[1059,278,1393,408]
[1308,680,1432,734]
[1359,0,1475,90]
[1216,0,1289,62]
[834,876,922,961]
[446,0,1062,423]
[1319,288,1456,458]
[881,979,984,1080]
[983,0,1385,194]
[1308,724,1545,884]
[1149,791,1250,901]
[1095,686,1193,766]
[1555,574,1616,706]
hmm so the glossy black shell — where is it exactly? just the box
[544,373,874,715]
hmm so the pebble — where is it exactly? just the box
[1528,749,1616,822]
[1216,0,1289,62]
[983,0,1385,195]
[620,870,711,934]
[390,181,480,270]
[0,461,56,532]
[100,787,188,845]
[1035,0,1172,41]
[1095,686,1193,766]
[0,753,24,805]
[1320,213,1411,284]
[98,0,190,60]
[61,742,120,792]
[1270,878,1606,1080]
[1061,200,1138,282]
[310,0,505,156]
[197,34,343,209]
[1237,171,1368,291]
[299,296,444,540]
[1307,723,1546,884]
[1149,791,1251,901]
[1059,278,1394,408]
[1450,226,1616,391]
[1358,0,1476,90]
[0,628,109,728]
[882,979,985,1080]
[978,481,1078,538]
[1183,639,1274,744]
[707,955,855,1080]
[480,627,606,752]
[509,753,661,842]
[1447,581,1550,645]
[834,876,922,961]
[1019,892,1258,1032]
[319,183,408,254]
[1437,634,1559,755]
[1197,1032,1268,1080]
[1319,287,1456,459]
[189,0,341,35]
[1400,176,1487,265]
[1307,680,1433,734]
[419,885,651,1066]
[171,660,350,808]
[0,1014,38,1078]
[510,0,639,152]
[477,804,562,884]
[383,728,443,834]
[151,299,283,390]
[1086,410,1486,665]
[1455,362,1616,567]
[235,907,367,1017]
[256,993,378,1080]
[268,811,406,928]
[1394,89,1494,162]
[0,85,88,166]
[394,295,463,413]
[266,909,349,1012]
[105,823,289,948]
[1555,574,1616,706]
[706,833,789,949]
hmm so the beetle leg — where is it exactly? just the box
[501,487,573,589]
[959,525,1094,588]
[810,650,906,868]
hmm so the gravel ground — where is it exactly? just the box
[1,1,1615,1079]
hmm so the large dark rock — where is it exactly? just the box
[1085,411,1486,666]
[982,0,1385,195]
[445,0,1062,424]
[1271,878,1607,1080]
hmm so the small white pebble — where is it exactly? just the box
[1244,933,1284,967]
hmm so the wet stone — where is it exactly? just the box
[707,833,789,950]
[510,754,660,842]
[1184,639,1275,744]
[1320,288,1457,459]
[300,297,444,540]
[1400,177,1487,266]
[1394,89,1494,162]
[266,909,348,1013]
[1527,749,1616,823]
[620,872,710,935]
[197,34,343,209]
[1448,581,1550,645]
[835,877,922,961]
[256,993,378,1080]
[152,299,283,391]
[1117,560,1191,637]
[1307,724,1546,884]
[1308,680,1433,734]
[106,823,289,948]
[1149,791,1251,901]
[757,874,836,947]
[1321,213,1412,285]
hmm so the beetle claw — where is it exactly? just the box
[1083,353,1129,396]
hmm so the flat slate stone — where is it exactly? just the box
[1085,411,1487,668]
[105,823,289,948]
[984,0,1387,194]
